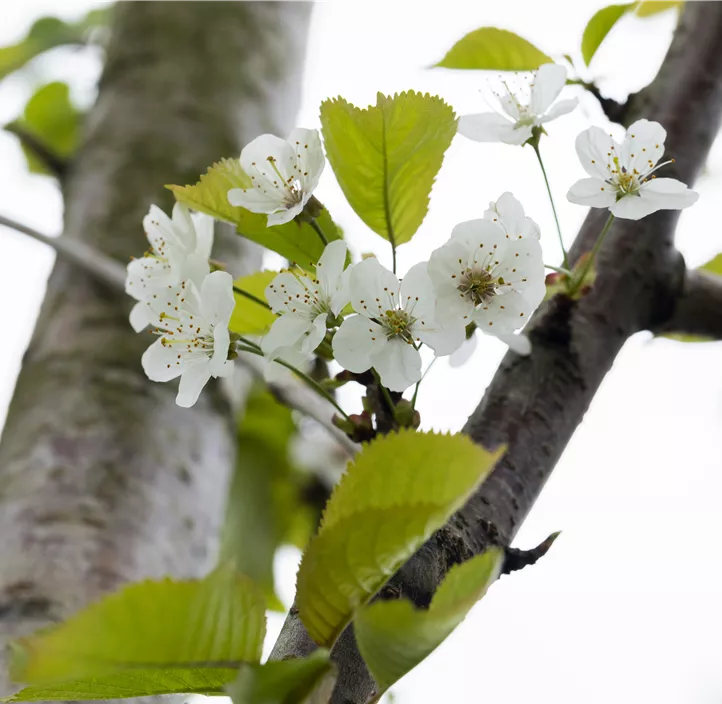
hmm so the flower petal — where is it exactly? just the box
[210,324,231,377]
[620,119,667,175]
[567,178,617,208]
[267,204,302,226]
[399,262,435,321]
[200,271,235,326]
[265,272,316,318]
[240,134,295,181]
[302,313,328,355]
[125,256,173,300]
[539,97,578,123]
[171,203,197,251]
[142,338,186,382]
[530,63,568,115]
[228,186,282,213]
[416,317,466,357]
[143,205,177,253]
[350,257,399,318]
[495,332,532,356]
[370,338,422,392]
[472,289,533,335]
[484,192,525,238]
[575,126,617,179]
[261,314,314,358]
[458,113,515,143]
[317,240,348,299]
[449,332,478,367]
[612,178,699,220]
[192,213,215,260]
[176,361,213,408]
[129,301,152,332]
[332,314,386,373]
[288,127,325,195]
[492,237,546,306]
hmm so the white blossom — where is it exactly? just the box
[262,240,351,362]
[126,203,213,332]
[333,258,466,392]
[458,63,578,146]
[228,127,325,226]
[142,271,235,408]
[428,216,545,337]
[484,191,541,240]
[567,119,699,220]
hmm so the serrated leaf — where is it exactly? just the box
[230,271,277,336]
[582,4,635,66]
[355,548,503,692]
[221,386,298,612]
[296,430,503,646]
[5,81,80,175]
[227,649,335,704]
[6,566,266,701]
[168,160,341,272]
[320,92,456,247]
[0,10,109,81]
[635,1,682,17]
[434,27,552,71]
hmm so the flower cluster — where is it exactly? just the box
[126,61,700,409]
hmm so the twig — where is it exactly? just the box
[0,214,126,290]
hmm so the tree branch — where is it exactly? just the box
[4,123,68,179]
[653,269,722,340]
[269,5,722,701]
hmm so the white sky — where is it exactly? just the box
[2,2,722,703]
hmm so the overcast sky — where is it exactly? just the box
[2,2,722,703]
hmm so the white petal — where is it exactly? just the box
[209,324,231,377]
[142,338,186,382]
[493,237,546,306]
[129,301,152,332]
[612,179,699,220]
[265,272,316,317]
[620,119,666,175]
[472,289,534,335]
[567,178,617,208]
[171,202,197,251]
[496,332,532,356]
[609,194,658,220]
[176,361,212,408]
[317,240,348,298]
[228,186,282,213]
[485,192,525,238]
[449,333,478,367]
[399,262,435,321]
[498,92,521,120]
[263,346,312,384]
[451,218,507,248]
[180,253,211,289]
[416,317,466,357]
[267,204,302,226]
[575,127,617,179]
[370,338,422,392]
[504,123,534,146]
[143,205,177,253]
[330,265,353,316]
[539,97,578,123]
[200,271,235,326]
[125,256,173,299]
[530,63,568,115]
[332,315,386,373]
[521,217,541,240]
[240,133,295,181]
[458,113,514,143]
[350,258,399,318]
[261,315,313,358]
[192,213,215,260]
[288,127,325,195]
[301,313,328,355]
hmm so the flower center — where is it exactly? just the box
[458,268,498,306]
[267,156,305,209]
[381,308,414,342]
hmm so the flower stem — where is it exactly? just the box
[232,285,271,310]
[571,213,615,295]
[411,357,438,409]
[236,343,350,421]
[545,264,573,276]
[309,218,329,246]
[372,369,398,421]
[532,143,568,270]
[391,243,397,275]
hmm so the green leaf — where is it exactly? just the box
[0,10,109,81]
[320,91,456,247]
[230,271,277,336]
[635,1,682,17]
[355,548,503,692]
[6,566,266,701]
[582,4,635,66]
[227,650,335,704]
[5,82,80,175]
[296,430,504,646]
[221,386,298,612]
[434,27,552,71]
[699,253,722,277]
[168,160,341,272]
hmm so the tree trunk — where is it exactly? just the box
[269,5,722,702]
[0,2,311,697]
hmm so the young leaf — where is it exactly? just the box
[221,386,298,612]
[581,4,635,66]
[434,27,551,71]
[699,253,722,277]
[5,81,80,175]
[0,9,109,81]
[168,160,342,271]
[227,649,335,704]
[320,92,456,247]
[6,565,266,701]
[354,548,503,693]
[230,270,277,336]
[635,1,682,17]
[296,430,504,646]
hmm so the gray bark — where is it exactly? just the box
[269,4,722,702]
[0,1,311,698]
